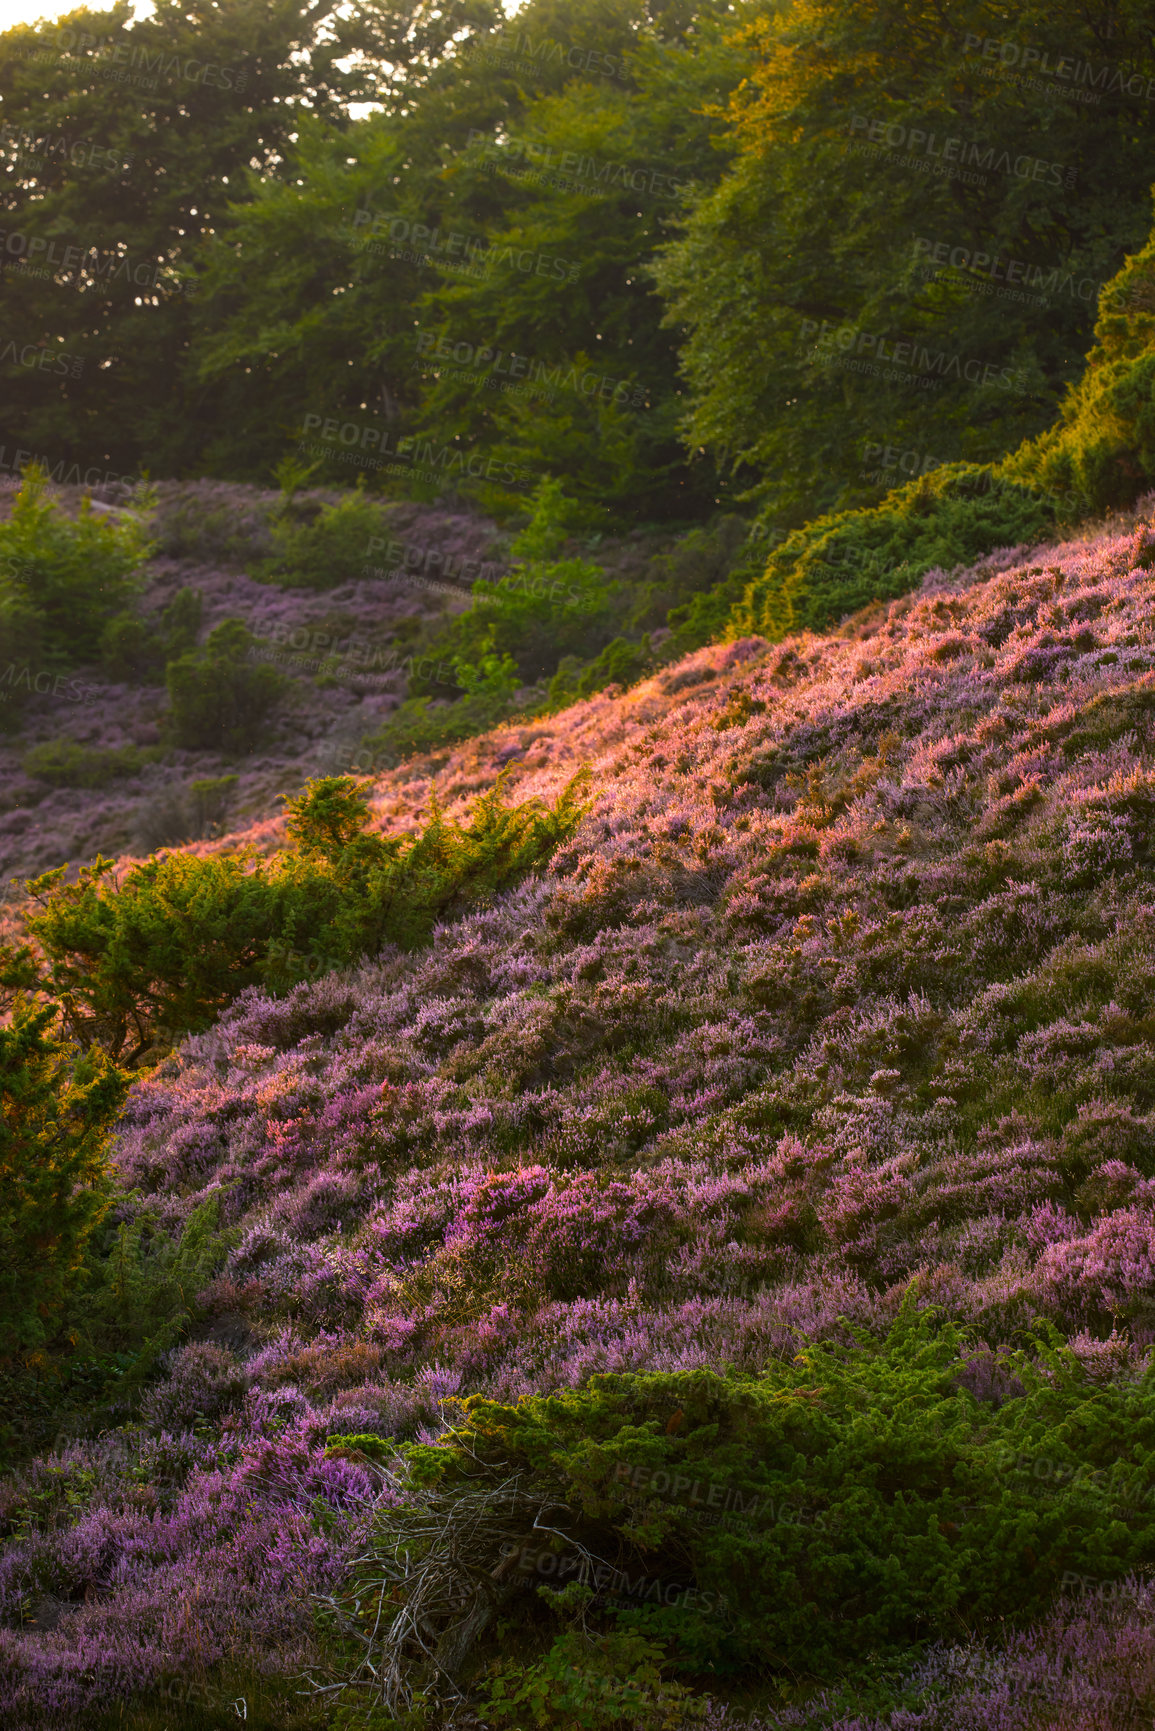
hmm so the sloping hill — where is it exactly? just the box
[6,506,1155,1726]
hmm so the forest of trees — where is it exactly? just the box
[3,0,1154,532]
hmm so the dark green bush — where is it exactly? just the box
[1005,225,1155,518]
[100,588,203,684]
[361,689,520,769]
[0,466,153,667]
[727,464,1064,642]
[0,1005,127,1358]
[0,588,45,727]
[13,771,589,1062]
[165,617,286,752]
[23,740,150,788]
[255,488,399,589]
[407,481,614,699]
[187,774,238,835]
[341,1305,1155,1696]
[544,636,656,709]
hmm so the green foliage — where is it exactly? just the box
[479,1630,704,1729]
[99,586,203,682]
[727,464,1063,640]
[0,0,389,480]
[79,1195,235,1374]
[257,488,400,590]
[165,617,286,752]
[360,690,524,768]
[159,586,205,658]
[407,481,614,700]
[1004,222,1155,518]
[0,466,153,666]
[653,0,1155,524]
[390,1304,1155,1685]
[0,1005,127,1356]
[15,771,589,1061]
[544,635,655,708]
[0,586,45,725]
[187,774,238,835]
[22,739,151,788]
[453,629,523,700]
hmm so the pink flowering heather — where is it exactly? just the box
[7,502,1155,1722]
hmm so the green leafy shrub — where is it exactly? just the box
[187,774,238,835]
[360,689,524,769]
[727,464,1063,642]
[165,617,286,752]
[256,487,399,589]
[543,635,656,709]
[480,1629,704,1729]
[0,587,45,727]
[22,740,151,788]
[333,1305,1155,1701]
[0,1005,127,1357]
[0,466,153,666]
[99,587,203,684]
[13,771,589,1061]
[79,1195,235,1378]
[407,481,614,698]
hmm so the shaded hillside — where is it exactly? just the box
[5,504,1155,1725]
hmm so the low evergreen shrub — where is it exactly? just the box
[727,464,1064,642]
[165,617,286,752]
[327,1305,1155,1702]
[255,488,399,589]
[0,1006,127,1358]
[22,740,153,788]
[0,466,154,667]
[9,771,589,1062]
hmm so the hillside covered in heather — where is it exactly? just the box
[6,504,1155,1727]
[13,0,1155,1724]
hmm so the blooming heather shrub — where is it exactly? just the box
[13,521,1155,1720]
[139,1342,249,1430]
